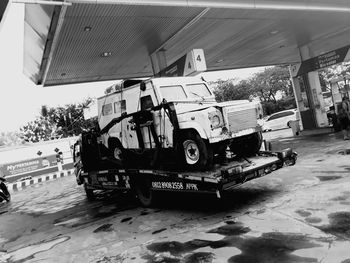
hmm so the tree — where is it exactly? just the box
[20,98,97,143]
[249,66,293,102]
[20,116,56,143]
[211,66,296,116]
[212,79,254,102]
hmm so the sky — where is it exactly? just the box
[0,3,264,133]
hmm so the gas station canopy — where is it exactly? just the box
[23,0,350,86]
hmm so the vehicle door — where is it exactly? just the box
[139,83,162,149]
[265,112,283,130]
[284,110,297,127]
[98,94,119,146]
[156,84,190,148]
[278,111,295,128]
[123,88,141,149]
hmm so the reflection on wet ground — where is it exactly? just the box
[145,219,321,263]
[316,175,343,181]
[319,212,350,240]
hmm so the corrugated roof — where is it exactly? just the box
[23,0,350,86]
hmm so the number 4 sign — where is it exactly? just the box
[184,49,207,76]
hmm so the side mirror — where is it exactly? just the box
[140,81,146,91]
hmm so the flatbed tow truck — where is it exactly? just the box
[76,137,296,207]
[74,77,297,207]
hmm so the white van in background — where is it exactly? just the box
[262,109,299,132]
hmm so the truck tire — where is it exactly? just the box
[135,178,155,207]
[229,131,263,157]
[108,137,124,166]
[178,131,212,171]
[84,183,95,201]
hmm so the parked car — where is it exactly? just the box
[262,109,299,132]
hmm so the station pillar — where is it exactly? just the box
[290,45,328,129]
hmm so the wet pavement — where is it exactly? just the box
[0,128,350,262]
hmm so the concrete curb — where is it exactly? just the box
[7,169,75,192]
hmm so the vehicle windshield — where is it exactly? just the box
[186,83,212,99]
[160,85,187,101]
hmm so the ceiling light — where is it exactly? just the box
[84,26,92,32]
[101,52,112,57]
[216,59,224,63]
[270,30,279,35]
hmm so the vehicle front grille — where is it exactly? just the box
[226,108,257,133]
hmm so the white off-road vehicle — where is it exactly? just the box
[97,77,263,170]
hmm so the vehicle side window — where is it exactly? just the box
[268,111,293,121]
[284,111,294,117]
[114,100,126,115]
[140,95,154,111]
[102,103,113,116]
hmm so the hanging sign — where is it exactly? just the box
[291,45,350,77]
[157,49,207,77]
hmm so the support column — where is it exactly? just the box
[293,45,328,129]
[307,71,328,127]
[289,68,304,130]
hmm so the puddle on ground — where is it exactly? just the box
[146,226,319,263]
[316,176,343,181]
[295,210,312,217]
[319,212,350,240]
[5,236,70,262]
[305,217,322,224]
[338,149,350,155]
[93,224,113,233]
[121,217,132,223]
[140,211,149,216]
[94,254,124,263]
[227,232,319,263]
[184,252,215,263]
[143,254,180,263]
[152,228,167,235]
[331,196,348,201]
[207,222,250,236]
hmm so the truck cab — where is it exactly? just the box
[98,76,262,170]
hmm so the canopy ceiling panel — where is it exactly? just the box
[23,0,350,86]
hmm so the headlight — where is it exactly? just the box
[208,110,223,129]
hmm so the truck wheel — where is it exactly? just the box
[229,132,263,157]
[108,138,124,166]
[84,183,95,201]
[135,178,154,207]
[178,132,211,170]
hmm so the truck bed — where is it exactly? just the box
[81,149,296,195]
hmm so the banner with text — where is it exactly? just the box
[0,154,57,178]
[291,45,350,77]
